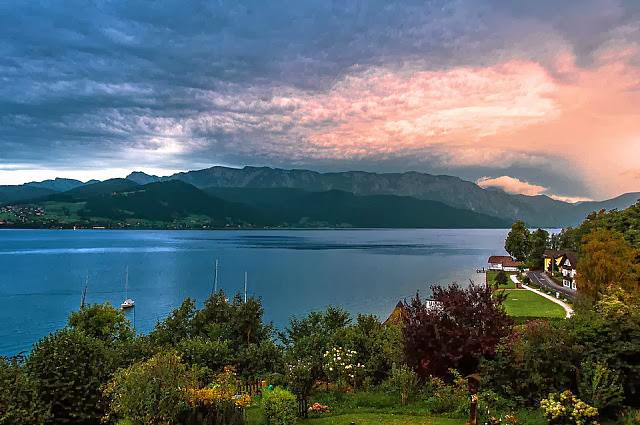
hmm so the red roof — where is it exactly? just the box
[487,256,522,267]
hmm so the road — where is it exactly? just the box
[527,271,576,299]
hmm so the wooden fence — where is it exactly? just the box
[236,379,264,397]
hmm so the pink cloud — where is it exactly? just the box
[262,46,640,198]
[548,194,594,203]
[476,176,594,202]
[476,176,547,196]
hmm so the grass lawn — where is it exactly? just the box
[501,289,565,319]
[300,413,463,424]
[247,408,464,425]
[486,270,517,289]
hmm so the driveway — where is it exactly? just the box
[527,271,576,299]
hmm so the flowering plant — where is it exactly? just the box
[322,346,365,387]
[285,357,314,398]
[184,366,251,409]
[308,402,331,413]
[540,390,598,425]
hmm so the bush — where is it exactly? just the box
[0,357,48,425]
[27,329,115,424]
[262,387,298,425]
[285,358,314,400]
[404,284,512,378]
[422,371,469,416]
[540,390,598,425]
[577,359,624,411]
[383,363,418,405]
[496,272,509,287]
[102,351,198,425]
[322,346,364,388]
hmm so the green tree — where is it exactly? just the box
[495,271,508,287]
[505,221,531,262]
[150,298,196,346]
[27,329,115,424]
[68,302,134,342]
[528,228,549,269]
[0,356,48,425]
[280,306,352,383]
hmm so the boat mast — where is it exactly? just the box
[125,266,129,299]
[80,272,88,309]
[244,271,247,303]
[213,259,219,295]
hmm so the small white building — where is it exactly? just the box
[488,256,523,272]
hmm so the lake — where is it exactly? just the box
[0,228,510,355]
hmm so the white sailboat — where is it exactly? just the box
[121,266,135,309]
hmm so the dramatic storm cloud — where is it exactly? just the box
[1,0,639,199]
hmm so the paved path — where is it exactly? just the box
[527,271,576,299]
[510,274,574,318]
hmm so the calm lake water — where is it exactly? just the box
[0,229,510,355]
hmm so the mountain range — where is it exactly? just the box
[0,178,509,229]
[127,166,639,227]
[1,166,638,228]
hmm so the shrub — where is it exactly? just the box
[480,320,580,404]
[577,360,624,411]
[262,387,298,425]
[285,358,314,400]
[540,390,598,425]
[322,346,364,388]
[383,363,418,405]
[27,329,115,424]
[0,356,48,425]
[404,284,512,378]
[422,371,469,416]
[102,351,198,425]
[496,271,509,287]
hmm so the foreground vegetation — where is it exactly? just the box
[1,202,639,425]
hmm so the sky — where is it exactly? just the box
[0,0,639,201]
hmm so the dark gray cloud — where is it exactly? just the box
[0,0,638,197]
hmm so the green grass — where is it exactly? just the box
[300,413,463,424]
[486,270,517,289]
[500,289,566,319]
[246,407,464,425]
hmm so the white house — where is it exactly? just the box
[488,256,523,272]
[561,252,578,290]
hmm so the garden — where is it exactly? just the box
[2,203,640,425]
[3,281,639,425]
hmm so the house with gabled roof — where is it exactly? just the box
[560,252,578,290]
[487,255,523,272]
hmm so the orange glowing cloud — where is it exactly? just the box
[477,175,594,202]
[271,46,640,198]
[476,176,548,196]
